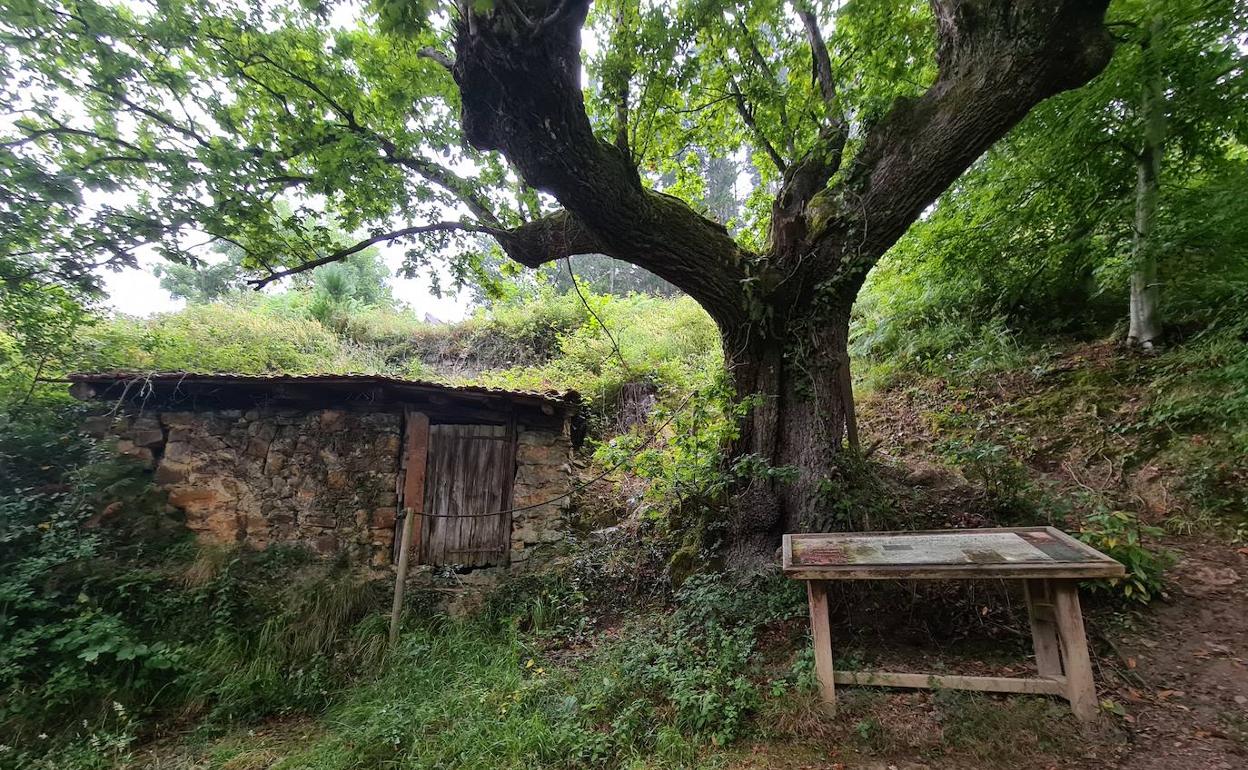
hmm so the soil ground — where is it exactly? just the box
[1109,537,1248,770]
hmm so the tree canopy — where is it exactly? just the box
[3,0,1125,534]
[2,0,1100,304]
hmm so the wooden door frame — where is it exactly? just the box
[394,409,430,563]
[499,412,517,565]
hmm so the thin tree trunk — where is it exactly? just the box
[1129,16,1165,350]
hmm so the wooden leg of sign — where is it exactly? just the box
[807,580,836,712]
[1052,579,1098,722]
[1024,579,1064,679]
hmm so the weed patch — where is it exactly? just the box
[933,691,1080,762]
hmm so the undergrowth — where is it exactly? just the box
[267,572,807,770]
[0,418,391,769]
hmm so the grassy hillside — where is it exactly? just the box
[3,282,1246,769]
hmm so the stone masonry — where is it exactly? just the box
[86,408,571,573]
[509,427,574,571]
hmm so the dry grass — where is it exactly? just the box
[220,748,282,770]
[181,545,232,587]
[750,686,1104,770]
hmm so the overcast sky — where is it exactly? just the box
[100,249,473,322]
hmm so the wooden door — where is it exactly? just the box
[418,424,514,567]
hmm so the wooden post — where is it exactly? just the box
[1024,579,1064,679]
[1051,579,1098,721]
[807,580,837,711]
[389,410,430,647]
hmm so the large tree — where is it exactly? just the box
[1,0,1114,549]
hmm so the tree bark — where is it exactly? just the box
[721,303,856,564]
[1129,16,1165,350]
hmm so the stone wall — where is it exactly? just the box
[509,427,574,571]
[88,408,400,564]
[87,408,571,573]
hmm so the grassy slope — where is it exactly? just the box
[103,333,1246,770]
[24,295,1245,770]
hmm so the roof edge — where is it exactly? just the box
[61,370,580,407]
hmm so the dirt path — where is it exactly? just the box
[1106,537,1248,769]
[730,356,1248,770]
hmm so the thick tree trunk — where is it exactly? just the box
[722,304,856,563]
[1128,16,1165,350]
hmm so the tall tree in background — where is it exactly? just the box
[858,0,1247,354]
[1128,14,1166,349]
[154,249,248,304]
[1,0,1114,548]
[1119,0,1247,349]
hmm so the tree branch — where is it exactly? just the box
[794,1,839,117]
[2,119,147,154]
[387,153,501,225]
[208,32,502,226]
[247,221,495,288]
[764,4,852,257]
[606,0,636,159]
[734,19,793,154]
[730,81,787,173]
[796,0,1114,296]
[452,0,754,327]
[244,210,608,295]
[417,46,454,70]
[491,210,604,267]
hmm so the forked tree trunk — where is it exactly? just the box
[447,0,1115,555]
[1129,16,1165,350]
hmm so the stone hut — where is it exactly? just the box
[69,372,578,575]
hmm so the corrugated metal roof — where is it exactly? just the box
[65,371,579,407]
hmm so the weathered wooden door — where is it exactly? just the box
[418,424,514,567]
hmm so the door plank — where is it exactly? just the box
[420,424,512,567]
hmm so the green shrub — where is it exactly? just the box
[78,302,351,374]
[851,284,1035,391]
[484,571,591,640]
[0,441,186,746]
[671,572,805,631]
[809,451,903,532]
[480,290,721,411]
[937,438,1035,521]
[598,622,761,747]
[1077,510,1173,603]
[592,379,798,573]
[280,570,803,769]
